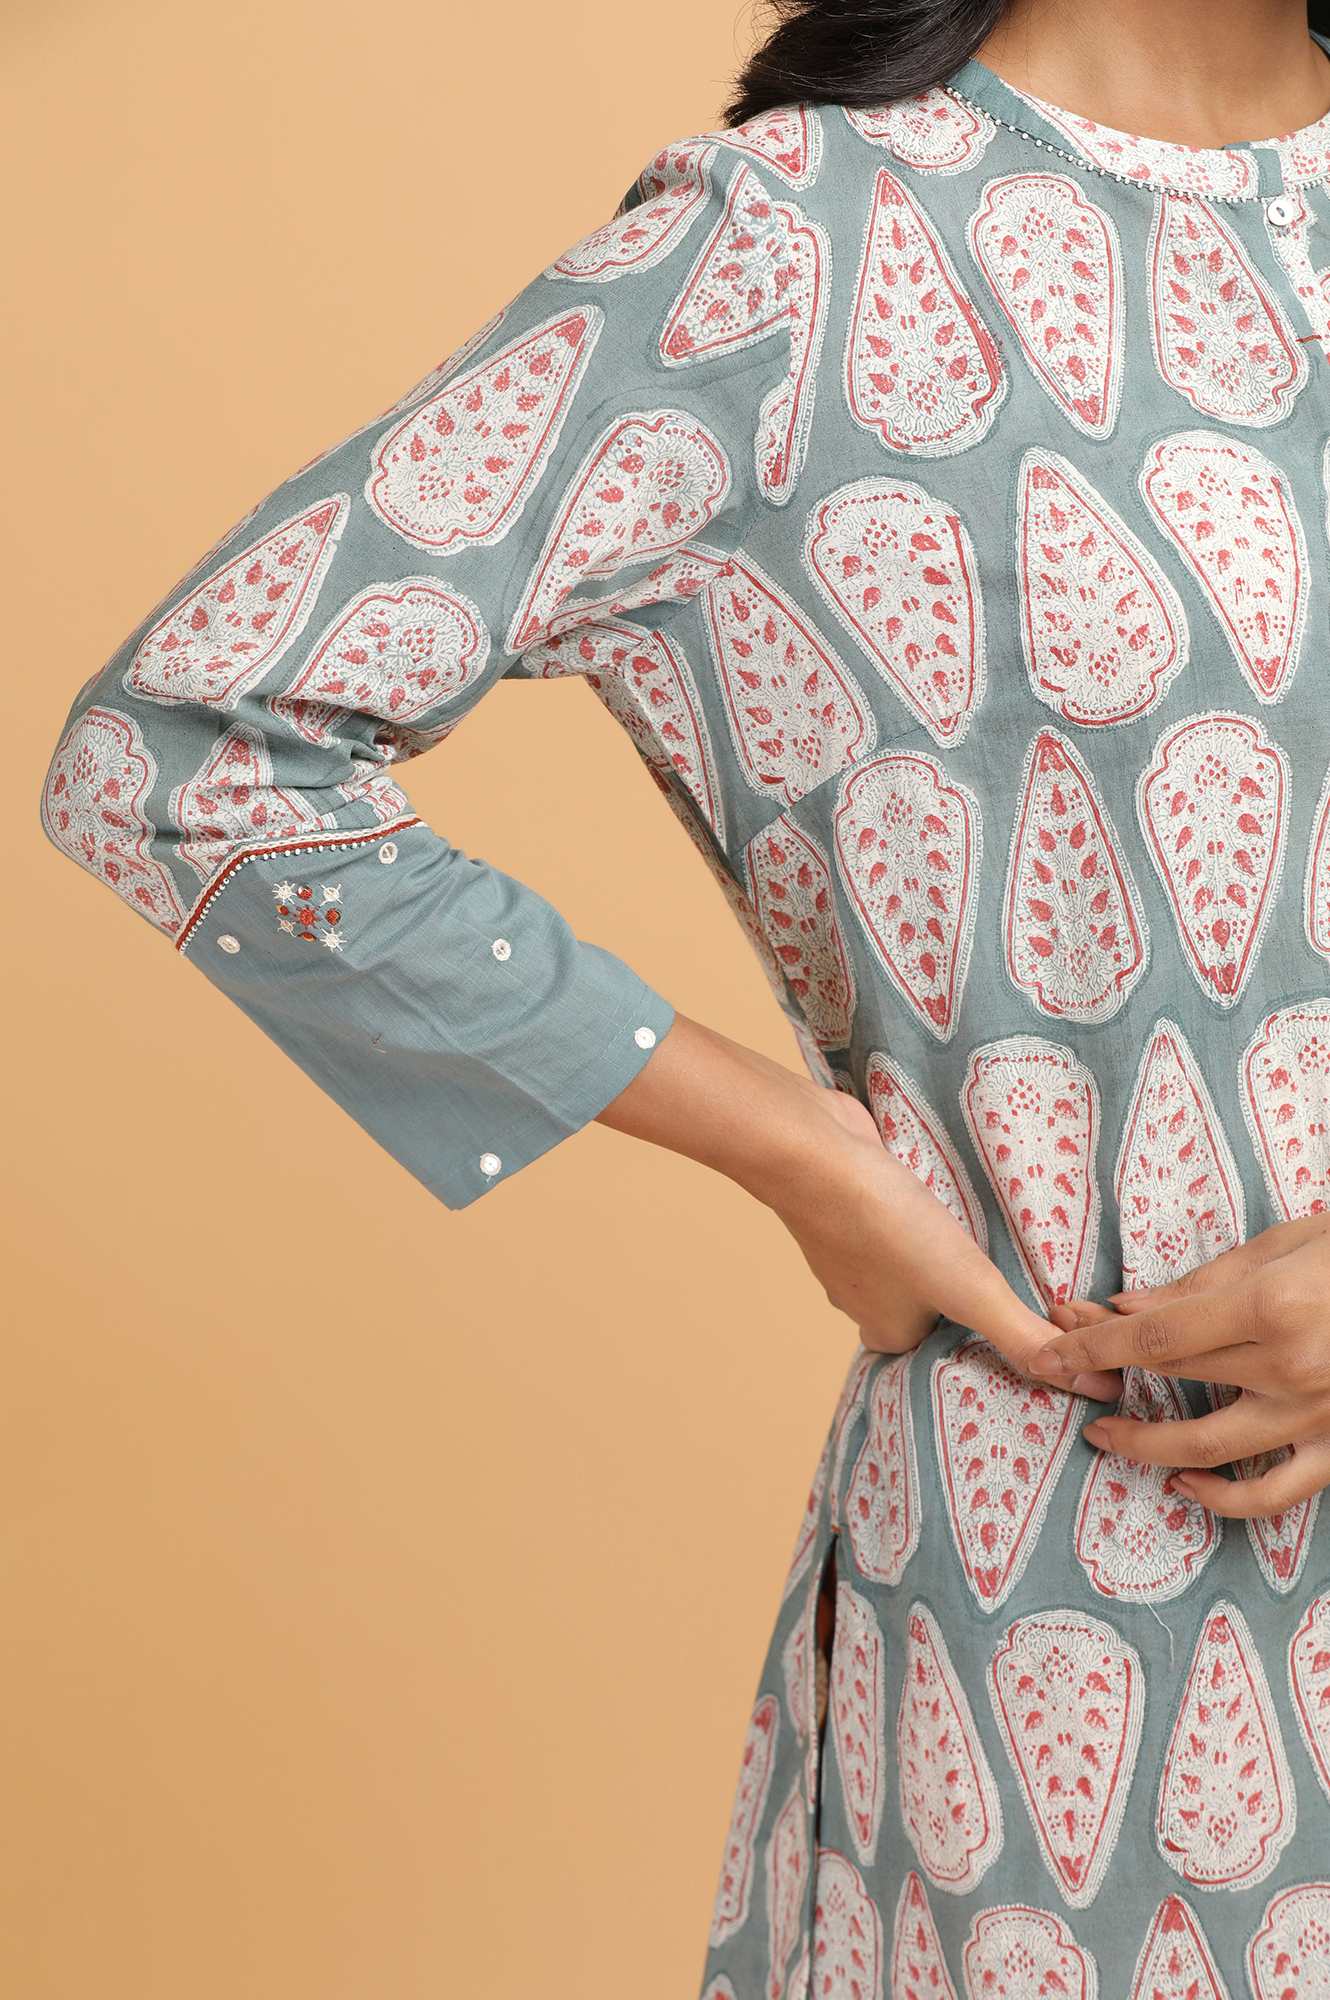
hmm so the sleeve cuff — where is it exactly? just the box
[178,817,677,1211]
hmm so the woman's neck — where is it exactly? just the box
[973,0,1330,147]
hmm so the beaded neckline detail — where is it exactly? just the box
[937,42,1330,203]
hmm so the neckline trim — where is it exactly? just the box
[940,31,1330,202]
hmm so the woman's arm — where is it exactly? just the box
[40,118,1078,1379]
[599,1011,1086,1375]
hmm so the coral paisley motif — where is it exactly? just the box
[1016,448,1189,728]
[961,1905,1098,2000]
[1137,712,1289,1008]
[1148,196,1307,424]
[1246,1884,1330,2000]
[891,1871,959,2000]
[829,1580,887,1866]
[170,725,327,882]
[709,1692,780,1945]
[1002,728,1148,1024]
[551,144,717,279]
[1073,1368,1219,1602]
[988,1609,1144,1910]
[1290,1592,1330,1803]
[828,1345,880,1536]
[967,173,1124,435]
[833,751,981,1042]
[865,1054,988,1247]
[1115,1019,1245,1291]
[509,410,732,651]
[1139,431,1309,705]
[704,555,872,804]
[804,474,987,746]
[1206,1382,1320,1594]
[41,707,185,935]
[1306,762,1330,963]
[714,104,823,187]
[782,1566,822,1816]
[844,1352,921,1587]
[846,166,1006,455]
[932,1337,1081,1611]
[897,1601,1003,1890]
[660,162,828,504]
[1241,1000,1330,1218]
[701,1982,737,2000]
[1127,1896,1229,2000]
[367,309,604,552]
[846,90,996,174]
[960,1037,1101,1306]
[272,578,491,743]
[782,1440,832,1605]
[745,817,855,1045]
[1155,1602,1296,1891]
[125,497,349,710]
[765,1781,809,2000]
[809,1848,884,1996]
[529,620,726,839]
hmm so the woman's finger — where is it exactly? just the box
[1174,1435,1330,1520]
[927,1235,1058,1379]
[1045,1301,1121,1401]
[1108,1217,1328,1314]
[1081,1394,1302,1471]
[1033,1273,1273,1384]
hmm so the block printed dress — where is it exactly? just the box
[40,33,1330,2000]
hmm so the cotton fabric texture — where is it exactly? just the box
[40,32,1330,1999]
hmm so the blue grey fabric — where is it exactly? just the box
[39,35,1330,1997]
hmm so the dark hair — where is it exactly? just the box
[723,1,1330,129]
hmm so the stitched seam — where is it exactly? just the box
[945,84,1330,204]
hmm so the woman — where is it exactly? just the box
[40,0,1330,1991]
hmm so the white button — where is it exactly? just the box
[217,934,241,954]
[479,1151,502,1177]
[1267,192,1299,227]
[634,1025,657,1049]
[491,937,512,960]
[379,841,398,864]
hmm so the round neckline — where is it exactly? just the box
[939,30,1330,201]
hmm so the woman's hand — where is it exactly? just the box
[597,1012,1105,1376]
[759,1081,1086,1369]
[1031,1216,1330,1517]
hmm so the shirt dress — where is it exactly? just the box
[39,32,1330,2000]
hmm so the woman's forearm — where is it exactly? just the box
[594,1012,837,1209]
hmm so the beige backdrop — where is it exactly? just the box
[3,4,862,1994]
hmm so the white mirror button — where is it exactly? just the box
[479,1151,502,1177]
[218,934,241,954]
[1266,192,1298,227]
[379,841,398,864]
[491,937,512,960]
[634,1025,657,1049]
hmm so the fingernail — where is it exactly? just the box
[1034,1342,1068,1378]
[1082,1421,1111,1447]
[1173,1477,1196,1497]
